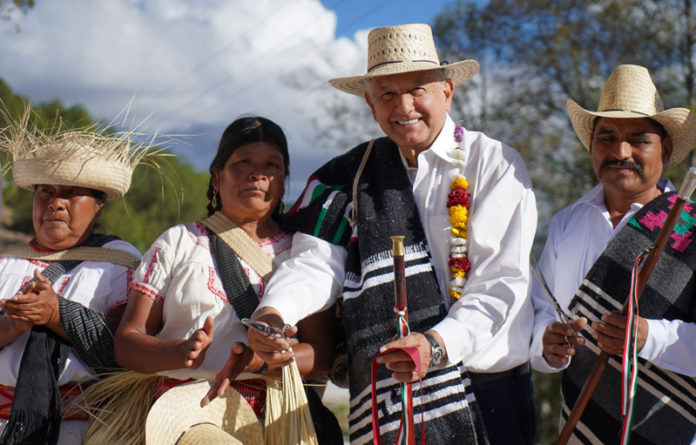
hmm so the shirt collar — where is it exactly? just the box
[577,177,676,211]
[397,114,456,175]
[426,114,458,163]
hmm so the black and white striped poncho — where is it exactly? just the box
[286,137,488,444]
[563,192,696,444]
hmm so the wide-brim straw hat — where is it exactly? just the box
[1,104,163,200]
[13,155,132,201]
[567,64,696,166]
[329,23,479,96]
[145,380,263,445]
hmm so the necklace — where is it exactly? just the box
[448,123,472,304]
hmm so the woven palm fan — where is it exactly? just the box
[263,351,318,445]
[65,371,161,445]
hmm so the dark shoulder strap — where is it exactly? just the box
[207,229,260,321]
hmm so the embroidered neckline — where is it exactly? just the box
[447,123,471,303]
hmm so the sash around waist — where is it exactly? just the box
[0,382,92,420]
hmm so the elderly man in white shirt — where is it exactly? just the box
[531,64,696,444]
[249,24,537,445]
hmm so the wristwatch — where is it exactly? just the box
[423,332,444,367]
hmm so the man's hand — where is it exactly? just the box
[3,269,61,329]
[201,341,253,406]
[542,317,588,367]
[377,331,438,382]
[592,311,648,355]
[180,315,214,368]
[247,311,298,368]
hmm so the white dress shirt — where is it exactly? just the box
[258,115,538,373]
[531,180,696,376]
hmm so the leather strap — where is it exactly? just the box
[207,230,260,321]
[200,211,275,281]
[1,245,140,269]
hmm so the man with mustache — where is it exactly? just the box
[530,64,696,443]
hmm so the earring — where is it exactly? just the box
[211,190,219,209]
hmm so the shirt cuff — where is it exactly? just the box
[431,316,471,366]
[638,318,664,362]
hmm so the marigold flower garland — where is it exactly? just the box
[447,123,472,303]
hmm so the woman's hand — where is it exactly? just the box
[180,315,215,368]
[201,341,253,406]
[3,270,62,331]
[542,317,588,367]
[0,303,33,348]
[247,315,298,368]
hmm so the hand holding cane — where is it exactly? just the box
[370,236,420,445]
[557,167,696,445]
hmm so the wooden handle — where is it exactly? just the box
[557,167,696,444]
[392,236,408,314]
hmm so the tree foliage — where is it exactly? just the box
[0,77,210,253]
[1,0,35,30]
[433,0,696,248]
[432,1,696,442]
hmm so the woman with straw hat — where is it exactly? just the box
[107,116,341,444]
[0,105,157,445]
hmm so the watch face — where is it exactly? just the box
[431,348,443,365]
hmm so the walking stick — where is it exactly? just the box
[557,167,696,445]
[391,236,416,445]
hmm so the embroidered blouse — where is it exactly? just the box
[128,221,291,380]
[0,239,140,387]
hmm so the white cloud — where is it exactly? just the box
[0,0,374,197]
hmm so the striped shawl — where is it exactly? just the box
[563,192,696,444]
[286,137,488,444]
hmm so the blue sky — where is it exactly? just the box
[0,0,460,200]
[320,0,455,38]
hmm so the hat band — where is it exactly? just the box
[601,108,652,117]
[368,59,439,73]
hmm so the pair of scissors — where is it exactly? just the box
[241,318,290,338]
[531,258,572,325]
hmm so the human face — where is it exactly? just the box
[32,184,104,250]
[364,71,454,160]
[212,142,286,225]
[589,117,672,202]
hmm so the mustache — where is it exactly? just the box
[600,159,644,177]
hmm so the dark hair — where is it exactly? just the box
[206,116,290,219]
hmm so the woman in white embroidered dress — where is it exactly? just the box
[114,117,339,435]
[0,114,148,445]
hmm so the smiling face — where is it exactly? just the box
[32,184,105,250]
[364,70,454,162]
[212,142,286,225]
[590,117,672,203]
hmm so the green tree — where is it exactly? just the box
[432,1,696,442]
[1,0,35,30]
[433,0,696,240]
[0,77,210,252]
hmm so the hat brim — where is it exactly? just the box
[12,158,131,200]
[145,380,263,445]
[567,98,696,167]
[329,59,480,96]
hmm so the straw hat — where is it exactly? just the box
[0,104,163,200]
[145,380,263,445]
[329,23,479,96]
[567,64,696,166]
